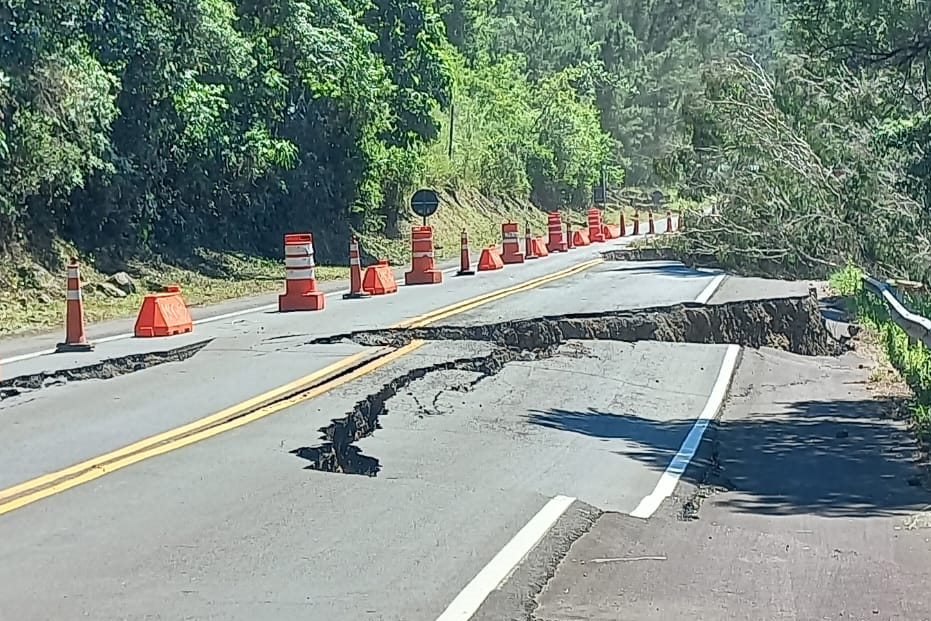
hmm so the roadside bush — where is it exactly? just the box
[830,265,931,442]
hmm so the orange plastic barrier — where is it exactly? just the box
[457,230,475,276]
[362,260,398,295]
[344,236,370,299]
[601,224,616,240]
[135,285,193,337]
[531,236,549,257]
[500,221,524,264]
[648,211,656,235]
[56,258,94,352]
[587,208,605,243]
[405,226,442,285]
[278,233,325,312]
[632,212,640,235]
[618,212,626,237]
[477,246,504,271]
[524,223,538,259]
[546,212,568,253]
[572,229,591,247]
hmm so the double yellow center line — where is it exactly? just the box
[0,258,602,517]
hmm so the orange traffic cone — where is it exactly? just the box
[344,236,370,299]
[56,258,93,352]
[678,211,683,230]
[619,212,626,237]
[456,230,475,276]
[566,223,575,249]
[632,212,640,235]
[648,211,656,235]
[524,223,538,259]
[666,211,673,233]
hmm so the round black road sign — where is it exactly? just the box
[650,190,665,206]
[410,188,440,219]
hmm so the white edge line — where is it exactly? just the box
[694,272,727,305]
[434,495,576,621]
[629,344,741,519]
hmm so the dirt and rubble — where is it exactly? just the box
[303,292,846,475]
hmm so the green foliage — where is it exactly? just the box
[419,53,611,210]
[828,264,865,297]
[0,0,771,261]
[658,0,931,285]
[831,265,931,442]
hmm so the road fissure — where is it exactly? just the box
[0,339,213,403]
[300,292,844,476]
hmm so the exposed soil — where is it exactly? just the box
[310,292,845,357]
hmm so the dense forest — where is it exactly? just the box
[1,0,930,279]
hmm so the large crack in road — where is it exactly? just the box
[0,339,213,403]
[298,292,845,476]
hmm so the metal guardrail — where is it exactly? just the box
[862,275,931,347]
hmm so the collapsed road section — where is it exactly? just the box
[301,293,844,475]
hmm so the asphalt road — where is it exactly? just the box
[0,215,739,621]
[6,223,920,621]
[532,277,931,621]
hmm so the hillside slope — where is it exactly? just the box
[0,190,553,338]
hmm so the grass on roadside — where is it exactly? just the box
[0,188,551,338]
[828,264,931,444]
[0,250,348,339]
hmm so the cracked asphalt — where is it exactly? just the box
[531,280,931,621]
[0,238,927,621]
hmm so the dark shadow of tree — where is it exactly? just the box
[528,397,929,518]
[604,263,719,280]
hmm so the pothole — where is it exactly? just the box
[297,293,844,476]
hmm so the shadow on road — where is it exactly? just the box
[529,397,928,518]
[604,263,717,279]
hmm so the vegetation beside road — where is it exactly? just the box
[829,265,931,445]
[0,189,544,337]
[662,0,931,284]
[1,0,750,332]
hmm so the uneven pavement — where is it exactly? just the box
[532,278,931,621]
[0,237,927,620]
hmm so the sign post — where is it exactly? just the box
[650,190,665,210]
[593,165,607,206]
